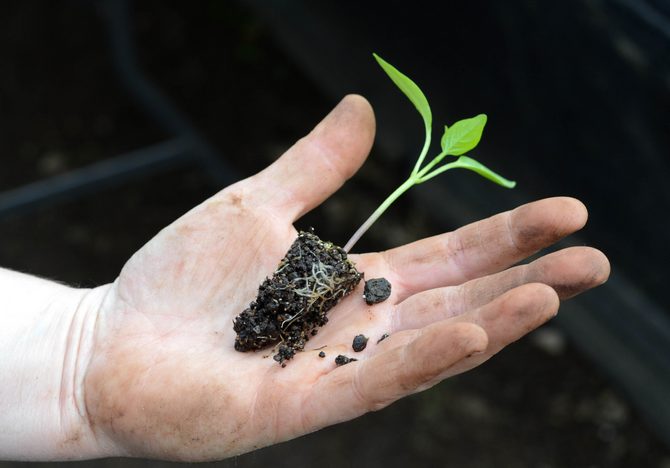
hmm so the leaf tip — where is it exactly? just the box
[372,52,386,67]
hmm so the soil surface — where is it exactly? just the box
[0,2,668,467]
[233,230,361,364]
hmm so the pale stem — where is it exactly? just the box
[416,149,447,178]
[343,177,416,253]
[418,160,459,182]
[411,124,433,176]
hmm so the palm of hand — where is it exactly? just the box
[82,96,609,461]
[84,186,403,460]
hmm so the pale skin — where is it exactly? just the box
[0,95,610,461]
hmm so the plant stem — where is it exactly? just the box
[343,177,417,253]
[411,124,432,176]
[416,149,447,178]
[418,160,458,182]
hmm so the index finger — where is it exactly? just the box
[378,197,588,302]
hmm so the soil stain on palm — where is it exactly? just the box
[234,230,362,364]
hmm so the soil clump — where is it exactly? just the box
[335,355,358,366]
[234,230,362,364]
[364,278,392,304]
[352,334,369,352]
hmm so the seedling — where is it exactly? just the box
[343,53,515,252]
[234,54,516,365]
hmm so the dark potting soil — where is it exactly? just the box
[335,355,358,366]
[352,334,369,352]
[2,3,668,466]
[233,230,362,364]
[364,277,392,304]
[272,344,296,367]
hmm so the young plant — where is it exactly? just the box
[235,55,516,364]
[343,54,516,252]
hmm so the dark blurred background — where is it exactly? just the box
[1,0,669,466]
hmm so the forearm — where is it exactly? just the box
[0,268,108,460]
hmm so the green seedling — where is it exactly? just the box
[234,55,517,364]
[343,53,516,252]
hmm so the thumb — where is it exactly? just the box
[253,94,376,221]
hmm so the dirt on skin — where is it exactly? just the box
[233,230,362,364]
[2,3,668,466]
[377,333,390,344]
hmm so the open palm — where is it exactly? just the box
[82,96,609,461]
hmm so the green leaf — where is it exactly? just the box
[373,53,432,131]
[441,114,487,156]
[438,125,449,150]
[453,155,516,188]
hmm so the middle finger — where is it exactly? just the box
[390,246,609,333]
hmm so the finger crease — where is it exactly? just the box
[389,302,400,334]
[381,250,411,301]
[454,285,469,317]
[505,211,524,255]
[351,363,371,411]
[443,233,471,284]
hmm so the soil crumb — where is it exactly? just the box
[335,355,358,366]
[272,344,295,367]
[364,278,392,304]
[233,230,362,364]
[352,334,369,352]
[377,333,390,344]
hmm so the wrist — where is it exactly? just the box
[57,284,114,460]
[0,270,112,461]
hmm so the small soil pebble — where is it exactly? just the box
[273,344,296,367]
[233,230,362,364]
[335,354,357,366]
[377,333,390,344]
[352,334,369,352]
[364,278,392,305]
[318,351,326,358]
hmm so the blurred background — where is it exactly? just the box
[1,0,669,466]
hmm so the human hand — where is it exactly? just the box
[81,95,609,460]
